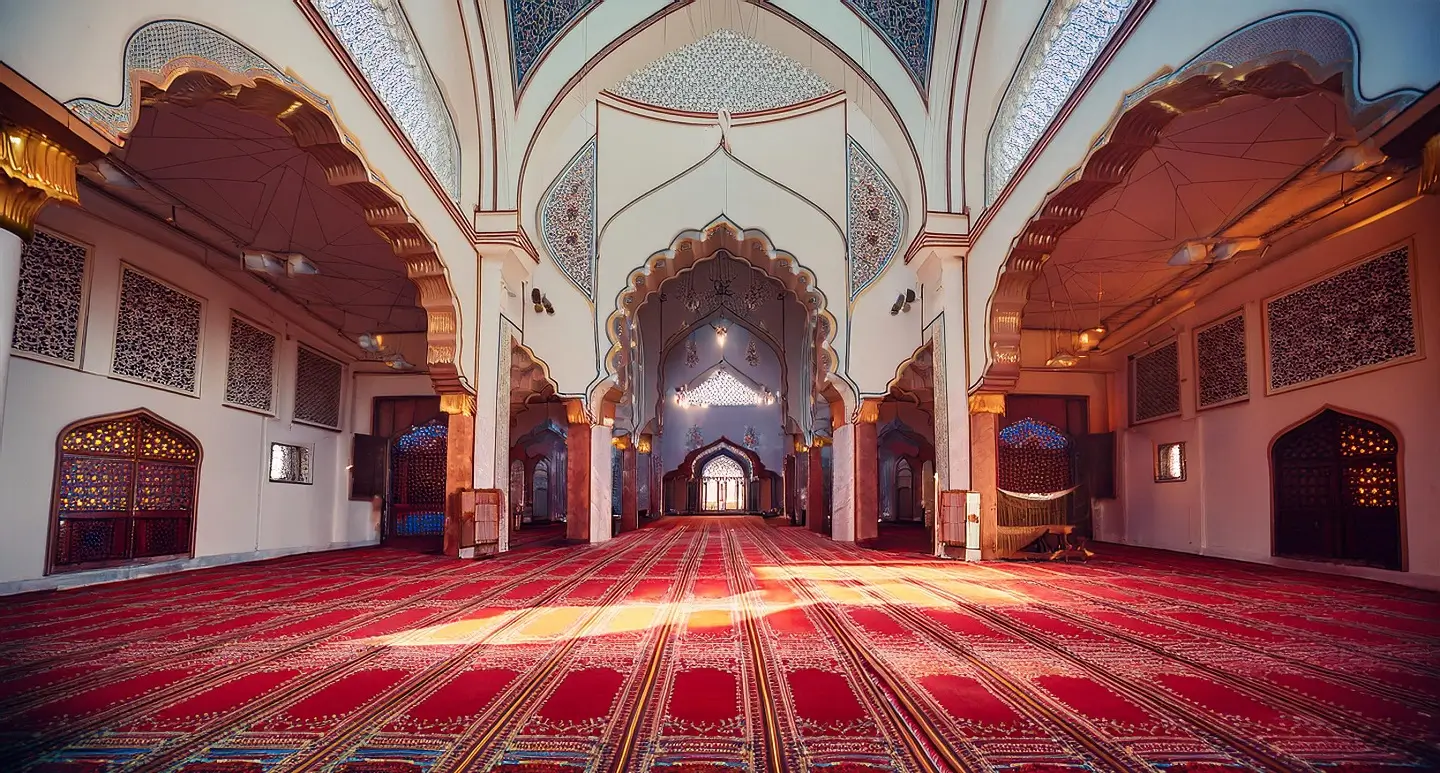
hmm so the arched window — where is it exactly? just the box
[389,420,447,540]
[986,0,1139,204]
[533,459,550,522]
[1273,410,1402,571]
[701,455,746,512]
[49,410,201,574]
[896,458,915,522]
[308,0,461,202]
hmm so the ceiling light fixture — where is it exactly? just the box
[243,249,320,277]
[1320,139,1386,175]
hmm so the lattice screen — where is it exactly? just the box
[293,345,343,428]
[1132,341,1180,423]
[1195,312,1248,409]
[225,316,276,413]
[112,267,202,394]
[1266,245,1416,392]
[12,230,88,363]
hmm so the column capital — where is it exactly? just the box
[854,397,883,424]
[439,392,476,416]
[0,120,79,241]
[637,433,653,454]
[968,393,1007,415]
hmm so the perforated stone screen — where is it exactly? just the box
[1132,341,1180,424]
[225,317,276,413]
[12,230,88,364]
[293,345,343,428]
[112,268,202,394]
[1195,312,1248,409]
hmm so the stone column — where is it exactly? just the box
[853,399,881,544]
[969,394,1004,560]
[0,121,79,441]
[442,395,475,558]
[807,445,826,534]
[469,253,524,552]
[589,423,613,543]
[938,255,972,493]
[620,437,638,532]
[638,433,653,519]
[564,399,592,542]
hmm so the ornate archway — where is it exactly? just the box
[978,12,1421,390]
[664,437,777,514]
[65,20,470,398]
[48,409,201,574]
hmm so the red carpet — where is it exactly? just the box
[2,517,1437,771]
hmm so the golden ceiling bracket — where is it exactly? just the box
[439,392,476,416]
[968,393,1006,415]
[0,121,80,240]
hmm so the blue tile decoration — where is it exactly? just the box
[843,0,937,89]
[507,0,599,90]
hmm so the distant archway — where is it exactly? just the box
[1272,409,1403,571]
[701,455,746,512]
[48,409,201,574]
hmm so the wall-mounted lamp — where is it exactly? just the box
[890,288,917,315]
[243,250,319,277]
[531,287,554,315]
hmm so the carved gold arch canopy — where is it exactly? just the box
[604,219,838,397]
[979,13,1419,391]
[67,62,469,396]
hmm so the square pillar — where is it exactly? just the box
[565,400,592,543]
[970,394,1004,560]
[854,404,880,544]
[620,440,639,532]
[807,447,825,534]
[830,424,856,542]
[443,404,475,558]
[589,424,613,544]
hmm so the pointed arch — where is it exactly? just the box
[48,409,203,574]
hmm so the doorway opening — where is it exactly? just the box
[1273,409,1402,571]
[701,455,746,512]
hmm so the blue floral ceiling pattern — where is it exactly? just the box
[843,0,937,90]
[507,0,598,90]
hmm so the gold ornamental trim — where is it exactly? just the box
[440,392,476,416]
[0,122,80,240]
[968,393,1006,415]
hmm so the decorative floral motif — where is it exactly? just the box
[610,29,834,113]
[66,20,327,142]
[225,317,277,413]
[539,138,596,299]
[843,0,936,88]
[685,369,766,407]
[987,0,1139,205]
[62,418,137,457]
[139,420,200,463]
[743,426,759,450]
[112,268,202,394]
[998,417,1071,494]
[746,340,759,368]
[294,346,344,429]
[1132,341,1180,423]
[685,338,699,368]
[507,0,598,89]
[135,462,197,511]
[310,0,461,202]
[1195,313,1248,409]
[59,457,134,512]
[12,230,87,363]
[1266,246,1415,392]
[847,138,904,298]
[686,425,704,451]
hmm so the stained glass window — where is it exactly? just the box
[986,0,1139,205]
[684,369,765,407]
[269,443,313,484]
[51,411,200,573]
[309,0,461,202]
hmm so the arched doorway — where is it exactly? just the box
[701,455,746,512]
[509,459,526,524]
[1273,410,1402,571]
[48,409,201,574]
[387,418,448,552]
[533,460,551,522]
[895,459,914,522]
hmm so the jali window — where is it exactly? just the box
[294,345,344,429]
[112,267,202,395]
[269,442,313,484]
[225,316,277,413]
[986,0,1139,205]
[1132,340,1181,424]
[12,229,89,365]
[50,410,201,574]
[1155,442,1186,482]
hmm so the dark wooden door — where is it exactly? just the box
[1273,410,1401,570]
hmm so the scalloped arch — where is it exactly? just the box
[64,22,470,397]
[978,11,1421,392]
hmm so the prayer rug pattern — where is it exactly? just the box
[2,518,1436,771]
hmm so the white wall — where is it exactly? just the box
[1107,195,1440,589]
[0,203,378,591]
